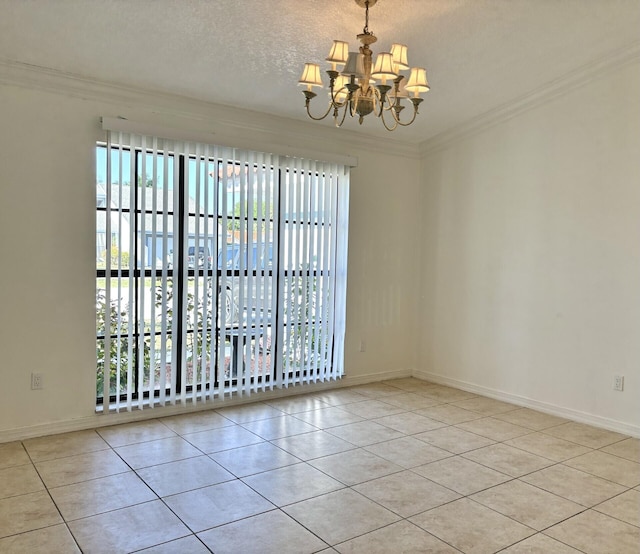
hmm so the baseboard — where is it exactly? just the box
[413,370,640,438]
[3,367,635,442]
[0,368,411,443]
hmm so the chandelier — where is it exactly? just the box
[298,0,429,132]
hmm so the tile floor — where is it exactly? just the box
[0,378,638,553]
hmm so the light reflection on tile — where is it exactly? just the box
[325,420,404,447]
[163,480,274,532]
[136,455,234,497]
[365,436,451,468]
[35,449,129,488]
[49,471,156,520]
[23,430,109,462]
[115,436,202,469]
[243,463,343,505]
[309,449,403,486]
[97,420,176,448]
[209,441,300,477]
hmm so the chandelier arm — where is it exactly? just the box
[304,96,336,121]
[394,103,421,127]
[377,86,407,118]
[382,101,396,113]
[382,91,402,112]
[348,93,358,118]
[329,86,348,109]
[398,98,422,127]
[388,77,405,110]
[385,93,403,116]
[379,105,399,131]
[326,70,348,109]
[388,103,401,123]
[334,102,350,127]
[373,86,387,117]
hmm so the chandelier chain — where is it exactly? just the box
[363,1,370,35]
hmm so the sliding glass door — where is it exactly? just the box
[96,131,349,411]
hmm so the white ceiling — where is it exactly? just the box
[1,0,639,143]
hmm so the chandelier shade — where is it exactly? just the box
[405,67,430,95]
[298,63,324,91]
[326,40,350,70]
[341,52,366,79]
[371,52,398,83]
[390,43,409,70]
[298,0,430,131]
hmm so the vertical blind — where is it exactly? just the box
[96,127,349,412]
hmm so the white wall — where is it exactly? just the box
[417,60,640,434]
[0,75,420,441]
[4,56,636,441]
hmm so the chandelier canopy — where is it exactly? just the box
[298,0,429,132]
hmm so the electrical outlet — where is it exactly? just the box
[31,372,43,390]
[613,375,624,392]
[359,340,366,352]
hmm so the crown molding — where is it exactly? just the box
[419,41,640,158]
[0,58,421,160]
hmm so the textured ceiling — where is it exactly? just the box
[1,0,639,143]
